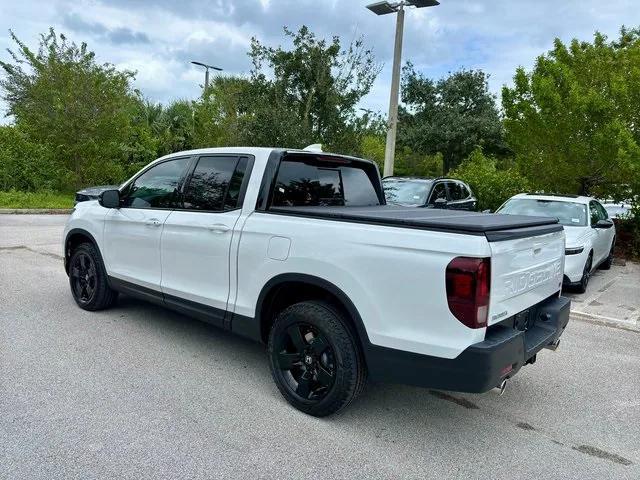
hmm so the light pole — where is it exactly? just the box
[190,61,223,91]
[366,0,440,177]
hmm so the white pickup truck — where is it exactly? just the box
[64,147,570,416]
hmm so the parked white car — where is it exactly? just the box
[63,148,571,416]
[496,194,616,293]
[601,200,632,219]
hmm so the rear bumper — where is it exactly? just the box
[366,295,571,393]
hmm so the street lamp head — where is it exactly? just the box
[407,0,440,7]
[366,0,439,15]
[366,1,398,15]
[190,60,223,71]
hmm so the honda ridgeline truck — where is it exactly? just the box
[63,148,570,416]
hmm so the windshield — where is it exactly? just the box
[497,198,588,226]
[383,179,433,206]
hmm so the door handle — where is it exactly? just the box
[208,224,231,233]
[145,218,162,227]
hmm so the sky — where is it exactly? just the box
[1,0,639,122]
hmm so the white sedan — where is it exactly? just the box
[496,194,616,293]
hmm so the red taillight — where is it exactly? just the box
[446,257,491,329]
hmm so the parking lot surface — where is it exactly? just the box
[1,215,639,479]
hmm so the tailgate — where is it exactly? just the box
[488,230,565,325]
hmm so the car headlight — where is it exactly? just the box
[565,246,584,255]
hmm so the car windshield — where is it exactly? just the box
[383,179,432,206]
[497,198,588,226]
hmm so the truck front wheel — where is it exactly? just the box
[68,242,118,311]
[267,301,366,417]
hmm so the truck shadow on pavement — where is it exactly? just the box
[103,295,635,470]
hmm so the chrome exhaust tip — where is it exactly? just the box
[545,339,561,351]
[493,379,508,396]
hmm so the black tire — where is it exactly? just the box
[576,253,593,294]
[599,238,615,270]
[268,300,366,417]
[68,242,118,311]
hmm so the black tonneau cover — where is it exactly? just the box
[268,205,563,241]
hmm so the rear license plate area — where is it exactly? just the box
[515,309,534,331]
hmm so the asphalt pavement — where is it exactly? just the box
[1,215,639,479]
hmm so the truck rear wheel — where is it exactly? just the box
[267,300,366,417]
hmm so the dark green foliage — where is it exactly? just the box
[2,23,639,244]
[244,26,380,149]
[0,29,135,189]
[398,64,506,173]
[502,28,640,199]
[0,125,59,191]
[0,27,383,193]
[450,148,530,212]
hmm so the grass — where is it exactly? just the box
[0,190,74,209]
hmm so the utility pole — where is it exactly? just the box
[366,1,440,177]
[384,4,405,178]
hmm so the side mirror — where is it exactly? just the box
[99,189,121,209]
[594,219,614,229]
[482,209,492,214]
[433,198,448,209]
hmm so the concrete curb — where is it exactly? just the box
[570,310,640,333]
[0,208,72,214]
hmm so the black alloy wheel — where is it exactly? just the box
[68,242,118,311]
[268,301,366,416]
[274,323,336,401]
[578,253,593,293]
[70,251,97,305]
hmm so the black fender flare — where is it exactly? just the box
[63,228,103,275]
[241,273,372,351]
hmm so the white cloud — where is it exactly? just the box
[1,0,639,123]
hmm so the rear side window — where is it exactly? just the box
[271,158,380,207]
[182,156,246,211]
[589,201,600,225]
[121,158,189,208]
[224,157,249,210]
[448,182,465,201]
[594,201,608,220]
[428,182,447,204]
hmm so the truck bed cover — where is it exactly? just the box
[268,205,563,241]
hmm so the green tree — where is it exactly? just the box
[502,28,640,198]
[0,29,136,189]
[398,64,506,173]
[121,95,163,176]
[153,99,196,155]
[243,26,381,149]
[359,133,442,178]
[192,75,255,148]
[450,148,530,211]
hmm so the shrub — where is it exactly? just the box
[0,126,61,191]
[450,148,530,211]
[360,134,444,177]
[0,190,74,209]
[615,205,640,260]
